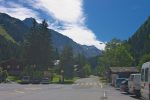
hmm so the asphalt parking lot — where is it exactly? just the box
[0,77,141,100]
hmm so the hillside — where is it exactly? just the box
[23,17,102,58]
[0,13,29,42]
[0,13,101,58]
[0,25,16,43]
[0,25,19,61]
[128,16,150,64]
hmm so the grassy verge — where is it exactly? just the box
[52,74,79,84]
[99,76,107,84]
[7,76,21,83]
[51,74,60,84]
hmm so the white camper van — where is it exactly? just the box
[128,73,141,97]
[141,61,150,100]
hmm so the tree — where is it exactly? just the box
[60,45,74,79]
[97,39,133,69]
[105,38,122,50]
[0,25,20,62]
[53,48,60,60]
[128,16,150,65]
[83,64,91,77]
[138,53,150,69]
[0,68,8,82]
[95,65,105,76]
[23,20,53,71]
[74,54,87,77]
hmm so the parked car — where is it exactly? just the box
[115,78,127,88]
[0,77,2,83]
[141,62,150,100]
[128,73,141,97]
[120,79,128,92]
[40,77,50,84]
[21,76,30,84]
[31,78,41,84]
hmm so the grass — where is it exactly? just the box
[52,74,79,84]
[7,74,80,84]
[0,26,16,43]
[7,76,21,83]
[99,76,107,84]
[51,74,60,84]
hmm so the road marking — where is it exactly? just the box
[103,91,107,100]
[75,81,104,88]
[15,90,25,94]
[24,87,41,90]
[100,83,103,88]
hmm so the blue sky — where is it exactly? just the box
[84,0,150,41]
[0,0,150,50]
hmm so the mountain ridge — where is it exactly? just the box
[128,16,150,63]
[0,13,101,58]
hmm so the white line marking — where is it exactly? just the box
[24,87,41,90]
[15,90,25,94]
[100,83,103,88]
[103,91,107,100]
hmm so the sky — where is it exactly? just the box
[0,0,150,50]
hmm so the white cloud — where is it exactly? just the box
[59,25,105,50]
[0,0,105,50]
[26,0,84,24]
[0,1,41,21]
[31,0,105,50]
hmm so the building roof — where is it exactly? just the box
[109,67,139,73]
[0,58,22,66]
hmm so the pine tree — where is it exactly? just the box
[23,20,53,71]
[75,54,87,77]
[60,45,74,79]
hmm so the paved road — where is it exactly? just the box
[0,76,140,100]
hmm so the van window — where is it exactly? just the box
[141,69,144,81]
[130,75,134,81]
[145,68,149,82]
[134,75,141,82]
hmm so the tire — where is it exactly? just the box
[135,90,141,98]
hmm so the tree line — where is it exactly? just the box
[0,20,92,82]
[95,16,150,76]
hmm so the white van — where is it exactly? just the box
[141,61,150,100]
[128,73,141,97]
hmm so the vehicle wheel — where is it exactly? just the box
[135,90,141,98]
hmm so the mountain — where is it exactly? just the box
[0,25,19,61]
[0,25,16,43]
[0,13,101,58]
[128,16,150,63]
[50,29,101,57]
[0,13,29,42]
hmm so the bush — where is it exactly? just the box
[0,69,8,82]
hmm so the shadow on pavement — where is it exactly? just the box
[130,95,141,100]
[121,92,130,95]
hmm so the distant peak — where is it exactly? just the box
[23,17,38,28]
[23,17,36,21]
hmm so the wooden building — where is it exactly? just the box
[0,58,23,75]
[108,67,139,86]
